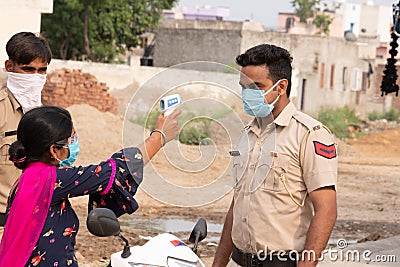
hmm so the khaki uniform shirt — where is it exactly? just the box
[232,102,337,253]
[0,88,22,213]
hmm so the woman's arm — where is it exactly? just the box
[138,109,181,165]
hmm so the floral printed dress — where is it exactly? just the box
[6,147,143,267]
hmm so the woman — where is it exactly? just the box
[0,106,180,267]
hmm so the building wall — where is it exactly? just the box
[278,3,390,43]
[359,4,391,43]
[340,2,361,34]
[277,12,345,38]
[153,28,242,67]
[160,18,244,30]
[0,0,53,72]
[49,59,139,90]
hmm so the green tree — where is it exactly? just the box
[291,0,318,23]
[41,0,176,62]
[313,13,333,35]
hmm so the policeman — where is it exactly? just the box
[0,32,51,228]
[212,44,337,267]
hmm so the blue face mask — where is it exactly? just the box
[242,79,281,117]
[58,141,80,167]
[56,132,80,167]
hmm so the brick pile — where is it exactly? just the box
[42,68,117,114]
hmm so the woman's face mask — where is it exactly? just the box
[242,79,282,117]
[56,132,80,167]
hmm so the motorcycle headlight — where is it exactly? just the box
[167,257,204,267]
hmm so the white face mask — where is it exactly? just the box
[7,72,47,113]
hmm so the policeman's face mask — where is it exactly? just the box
[241,79,282,117]
[6,71,47,113]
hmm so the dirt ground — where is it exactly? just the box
[66,105,400,267]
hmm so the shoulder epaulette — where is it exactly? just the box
[292,111,323,132]
[295,111,333,168]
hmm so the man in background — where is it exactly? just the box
[0,32,52,227]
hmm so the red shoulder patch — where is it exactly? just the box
[313,141,337,159]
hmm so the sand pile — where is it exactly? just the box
[67,104,144,166]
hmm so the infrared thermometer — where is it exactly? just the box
[160,94,182,116]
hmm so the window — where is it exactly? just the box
[330,64,335,89]
[350,68,362,91]
[362,72,368,92]
[320,63,325,89]
[342,67,347,91]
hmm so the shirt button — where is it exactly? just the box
[249,164,255,169]
[243,218,247,223]
[257,140,262,145]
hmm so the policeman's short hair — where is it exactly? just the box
[236,44,293,97]
[6,32,52,65]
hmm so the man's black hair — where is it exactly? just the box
[6,32,52,65]
[236,44,293,97]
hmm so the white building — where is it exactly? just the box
[337,0,391,43]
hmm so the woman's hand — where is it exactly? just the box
[154,109,181,144]
[137,109,181,165]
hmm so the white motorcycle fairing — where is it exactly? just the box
[110,233,205,267]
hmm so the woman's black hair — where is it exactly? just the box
[9,106,72,169]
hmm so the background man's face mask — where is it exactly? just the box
[242,79,282,117]
[7,72,47,113]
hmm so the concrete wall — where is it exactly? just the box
[0,0,53,71]
[160,18,244,30]
[153,28,242,68]
[49,59,139,90]
[47,59,240,94]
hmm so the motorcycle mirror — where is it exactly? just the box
[189,218,207,243]
[86,208,120,237]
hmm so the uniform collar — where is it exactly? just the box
[273,101,297,127]
[6,87,22,112]
[247,101,297,135]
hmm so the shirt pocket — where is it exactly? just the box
[0,136,14,165]
[260,153,290,192]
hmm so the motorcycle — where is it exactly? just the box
[86,208,208,267]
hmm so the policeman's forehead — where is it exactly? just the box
[13,58,48,74]
[239,65,272,88]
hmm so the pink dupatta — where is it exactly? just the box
[0,162,56,267]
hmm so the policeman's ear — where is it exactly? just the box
[4,60,14,72]
[277,79,288,96]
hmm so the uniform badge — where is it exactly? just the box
[313,141,337,159]
[134,153,142,160]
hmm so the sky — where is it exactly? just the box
[177,0,393,28]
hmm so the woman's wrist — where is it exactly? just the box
[150,129,166,147]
